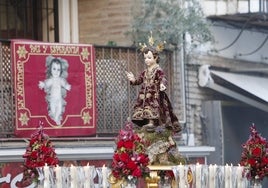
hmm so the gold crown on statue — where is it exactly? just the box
[139,31,166,52]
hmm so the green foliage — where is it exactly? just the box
[128,0,213,50]
[107,41,117,46]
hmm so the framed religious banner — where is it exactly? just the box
[11,41,97,137]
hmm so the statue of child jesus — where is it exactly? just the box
[126,43,181,133]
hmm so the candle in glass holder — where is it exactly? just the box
[178,163,185,188]
[229,164,233,188]
[55,165,62,188]
[225,164,234,188]
[224,164,231,188]
[83,164,90,188]
[102,164,107,188]
[70,164,77,188]
[195,163,202,188]
[236,165,243,188]
[209,164,216,188]
[44,163,49,187]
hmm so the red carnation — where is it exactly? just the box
[120,152,130,163]
[117,140,124,148]
[252,147,262,157]
[126,160,137,170]
[248,158,256,166]
[132,167,142,177]
[30,151,38,159]
[113,153,120,161]
[262,157,268,164]
[124,140,134,150]
[138,153,149,164]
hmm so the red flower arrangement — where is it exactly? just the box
[111,121,150,181]
[240,124,268,181]
[22,126,59,185]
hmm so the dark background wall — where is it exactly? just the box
[222,104,268,186]
[222,105,268,164]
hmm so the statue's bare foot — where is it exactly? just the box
[143,123,155,132]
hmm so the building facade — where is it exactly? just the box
[1,1,268,183]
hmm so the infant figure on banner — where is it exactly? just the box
[126,36,181,133]
[39,56,71,125]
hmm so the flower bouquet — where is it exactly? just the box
[240,124,268,183]
[21,126,59,185]
[111,121,150,186]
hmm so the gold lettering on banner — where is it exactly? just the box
[42,45,48,53]
[49,45,79,55]
[85,63,92,108]
[17,61,24,98]
[29,44,41,53]
[18,98,24,109]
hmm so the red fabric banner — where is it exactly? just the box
[12,41,97,137]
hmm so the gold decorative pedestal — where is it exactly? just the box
[110,165,183,188]
[146,165,176,188]
[145,170,160,188]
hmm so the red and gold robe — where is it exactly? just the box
[130,64,180,132]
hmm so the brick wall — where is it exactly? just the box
[78,0,141,46]
[78,0,258,47]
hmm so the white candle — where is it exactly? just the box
[195,163,202,188]
[44,163,49,188]
[229,164,233,188]
[224,164,230,188]
[102,164,107,188]
[208,164,212,188]
[83,164,90,188]
[214,164,217,185]
[236,165,243,188]
[55,165,62,188]
[209,164,216,188]
[178,163,185,188]
[70,164,77,188]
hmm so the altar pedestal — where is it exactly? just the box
[146,165,175,188]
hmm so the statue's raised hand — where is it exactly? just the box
[125,71,135,82]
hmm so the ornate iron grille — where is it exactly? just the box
[0,40,14,137]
